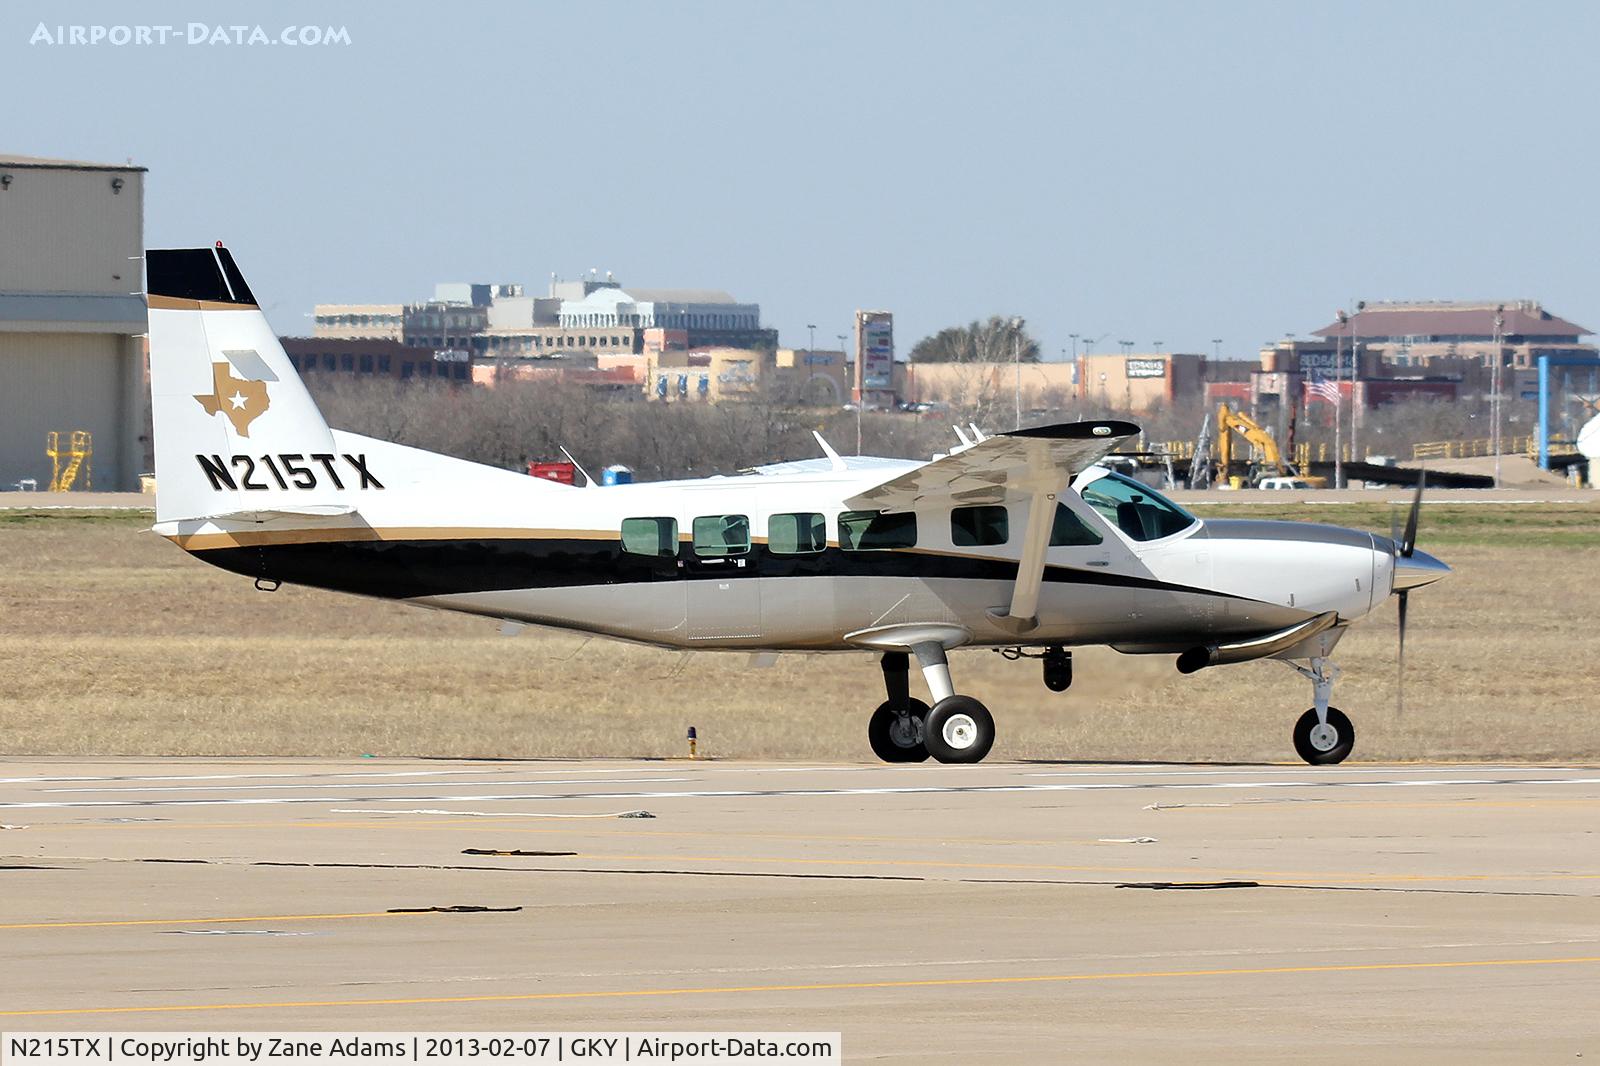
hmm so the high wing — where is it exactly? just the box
[844,420,1140,513]
[846,420,1141,639]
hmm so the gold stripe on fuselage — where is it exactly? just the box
[164,526,622,551]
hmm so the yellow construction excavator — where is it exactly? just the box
[1215,404,1305,487]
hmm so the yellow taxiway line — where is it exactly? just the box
[4,956,1599,1017]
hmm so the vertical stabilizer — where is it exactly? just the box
[146,246,350,523]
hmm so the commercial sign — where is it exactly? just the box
[856,310,894,392]
[1126,358,1166,379]
[1297,349,1356,374]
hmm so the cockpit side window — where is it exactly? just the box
[1080,472,1196,542]
[1049,503,1104,546]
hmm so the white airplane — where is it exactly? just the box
[147,246,1451,765]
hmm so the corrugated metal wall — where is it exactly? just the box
[0,333,127,490]
[0,169,143,295]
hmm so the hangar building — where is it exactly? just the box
[0,153,148,491]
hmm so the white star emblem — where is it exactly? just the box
[228,391,248,410]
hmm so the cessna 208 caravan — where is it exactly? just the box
[147,246,1451,765]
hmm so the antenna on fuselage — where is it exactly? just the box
[969,423,987,442]
[812,430,847,472]
[952,425,973,447]
[559,446,598,488]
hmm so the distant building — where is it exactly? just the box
[1075,353,1205,412]
[0,153,148,490]
[314,277,775,364]
[311,304,404,341]
[560,285,774,350]
[281,337,472,383]
[1313,300,1595,369]
[774,348,849,406]
[645,347,762,403]
[902,361,1077,411]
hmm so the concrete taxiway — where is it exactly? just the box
[1,758,1597,1063]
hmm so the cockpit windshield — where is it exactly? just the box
[1080,471,1197,542]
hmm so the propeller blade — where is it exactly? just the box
[1390,508,1400,554]
[1401,471,1425,558]
[1396,589,1409,718]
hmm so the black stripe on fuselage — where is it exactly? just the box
[188,537,1246,602]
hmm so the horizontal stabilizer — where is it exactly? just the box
[168,504,358,524]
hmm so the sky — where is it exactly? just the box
[7,0,1600,363]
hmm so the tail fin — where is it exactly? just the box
[147,245,348,523]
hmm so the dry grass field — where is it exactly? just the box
[1,502,1596,762]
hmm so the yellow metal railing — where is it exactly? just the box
[46,430,93,492]
[1410,435,1574,460]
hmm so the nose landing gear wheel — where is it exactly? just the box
[923,695,995,764]
[868,699,931,762]
[1293,706,1354,765]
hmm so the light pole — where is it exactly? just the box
[1349,301,1361,471]
[807,323,816,356]
[1153,341,1164,355]
[836,332,848,410]
[1010,316,1023,430]
[1334,310,1347,489]
[1069,333,1080,361]
[1212,338,1222,361]
[1492,304,1505,488]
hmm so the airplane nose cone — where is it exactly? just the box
[1393,548,1451,591]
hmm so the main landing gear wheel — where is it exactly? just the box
[868,699,931,763]
[924,695,995,764]
[1293,706,1354,765]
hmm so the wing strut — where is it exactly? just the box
[988,487,1060,636]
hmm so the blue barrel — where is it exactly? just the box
[602,465,634,486]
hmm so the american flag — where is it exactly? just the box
[1307,379,1341,405]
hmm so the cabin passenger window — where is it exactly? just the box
[839,510,917,550]
[951,505,1008,547]
[692,514,750,557]
[1080,473,1196,542]
[768,512,826,554]
[1049,503,1104,546]
[620,517,677,557]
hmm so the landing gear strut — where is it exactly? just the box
[868,652,929,763]
[869,646,995,764]
[1288,657,1355,765]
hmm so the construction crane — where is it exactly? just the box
[46,430,92,492]
[1215,404,1291,487]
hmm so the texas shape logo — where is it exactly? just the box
[194,361,271,437]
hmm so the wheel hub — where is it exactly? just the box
[1308,722,1340,752]
[890,714,924,749]
[942,713,978,750]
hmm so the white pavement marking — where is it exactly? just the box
[2,774,1598,810]
[0,767,662,785]
[41,776,692,794]
[335,809,655,819]
[1025,766,1590,779]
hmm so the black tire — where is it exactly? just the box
[1293,706,1355,765]
[868,699,931,762]
[924,695,996,764]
